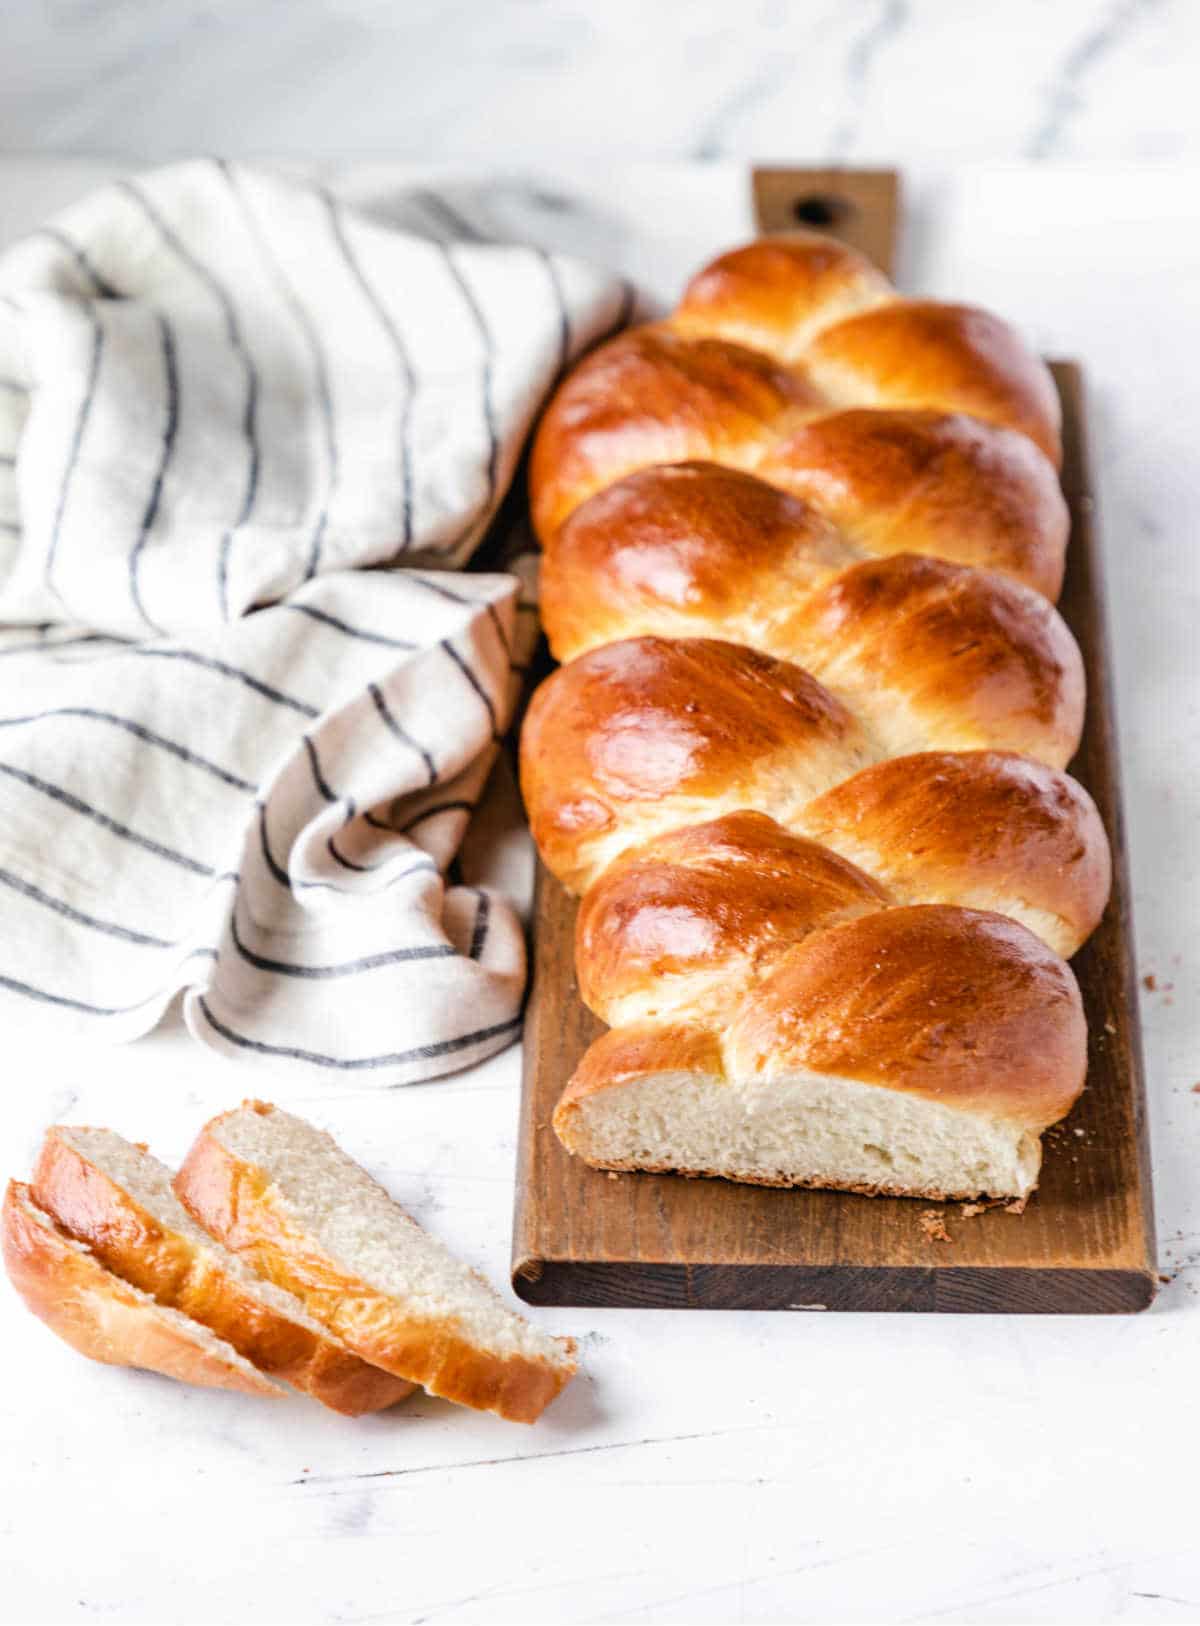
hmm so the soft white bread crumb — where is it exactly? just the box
[50,1127,336,1333]
[35,1127,413,1415]
[2,1181,286,1397]
[175,1102,576,1423]
[557,1066,1041,1201]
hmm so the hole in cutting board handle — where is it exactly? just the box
[792,193,857,229]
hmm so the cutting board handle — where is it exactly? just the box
[752,166,901,277]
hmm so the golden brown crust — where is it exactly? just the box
[576,812,887,1023]
[175,1115,575,1425]
[541,463,1081,769]
[558,1022,727,1114]
[560,902,1085,1150]
[531,233,1065,577]
[574,751,1106,1018]
[32,1129,412,1417]
[672,233,893,360]
[1,1181,283,1397]
[520,622,1099,922]
[791,553,1083,767]
[725,905,1086,1126]
[541,462,855,664]
[528,233,1099,1198]
[805,302,1062,466]
[520,636,871,892]
[671,239,1063,475]
[529,324,821,540]
[757,410,1068,599]
[798,751,1110,958]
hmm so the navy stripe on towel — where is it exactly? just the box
[197,996,521,1072]
[0,760,215,877]
[468,888,490,961]
[128,647,318,717]
[0,864,172,948]
[368,682,437,784]
[128,313,180,633]
[0,706,254,792]
[322,189,417,553]
[442,641,500,741]
[219,161,337,581]
[45,303,104,599]
[230,909,454,978]
[284,602,416,650]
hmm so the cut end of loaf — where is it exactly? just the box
[176,1102,577,1423]
[555,1047,1043,1203]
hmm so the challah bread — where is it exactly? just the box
[2,1180,285,1397]
[522,637,1107,954]
[575,785,1108,1026]
[757,414,1067,599]
[524,636,872,891]
[671,241,1063,462]
[521,230,1108,1203]
[32,1127,413,1416]
[537,555,1083,765]
[175,1102,576,1424]
[670,240,1061,467]
[541,461,1071,666]
[554,906,1086,1203]
[669,233,894,354]
[531,235,1064,546]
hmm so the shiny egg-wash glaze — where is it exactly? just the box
[519,232,1111,1202]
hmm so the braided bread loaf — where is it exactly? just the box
[519,232,1110,1204]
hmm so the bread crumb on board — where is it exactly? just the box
[957,1195,1027,1219]
[919,1209,952,1244]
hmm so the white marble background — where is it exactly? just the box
[3,0,1200,168]
[2,6,1200,1626]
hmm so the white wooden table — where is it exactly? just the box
[1,158,1198,1626]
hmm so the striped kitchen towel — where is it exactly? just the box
[0,160,628,1083]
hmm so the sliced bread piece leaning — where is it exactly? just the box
[2,1180,284,1397]
[33,1127,413,1417]
[175,1102,577,1423]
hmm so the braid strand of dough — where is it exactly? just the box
[519,232,1109,1203]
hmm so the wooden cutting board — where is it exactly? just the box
[509,169,1158,1314]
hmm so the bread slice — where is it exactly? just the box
[2,1180,285,1397]
[33,1127,412,1417]
[175,1102,577,1423]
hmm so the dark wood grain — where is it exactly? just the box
[752,167,900,273]
[509,170,1156,1314]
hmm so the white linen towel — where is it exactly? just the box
[0,160,628,1083]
